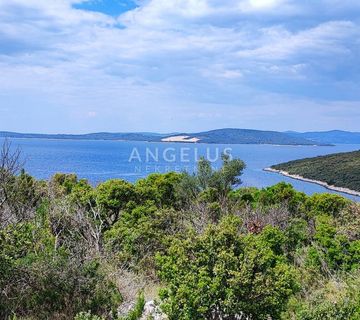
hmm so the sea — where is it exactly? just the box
[2,138,360,201]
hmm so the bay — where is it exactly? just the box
[2,138,360,201]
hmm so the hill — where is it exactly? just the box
[0,129,324,145]
[270,150,360,193]
[185,128,322,145]
[287,130,360,144]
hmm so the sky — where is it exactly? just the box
[0,0,359,133]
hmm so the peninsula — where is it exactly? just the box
[266,150,360,196]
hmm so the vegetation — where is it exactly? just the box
[271,150,360,192]
[1,140,360,319]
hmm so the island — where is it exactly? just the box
[0,128,331,146]
[265,150,360,196]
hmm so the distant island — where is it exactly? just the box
[286,130,360,144]
[266,150,360,196]
[160,129,326,145]
[1,128,348,146]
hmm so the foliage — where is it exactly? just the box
[156,217,299,320]
[0,205,121,319]
[69,179,94,207]
[95,179,136,228]
[178,154,246,202]
[105,203,184,271]
[303,193,350,217]
[50,173,78,195]
[134,172,182,208]
[307,215,360,271]
[285,273,360,320]
[272,150,360,192]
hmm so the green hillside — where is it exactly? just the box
[272,150,360,192]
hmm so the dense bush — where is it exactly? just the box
[0,211,121,319]
[285,273,360,319]
[157,217,298,320]
[105,203,184,272]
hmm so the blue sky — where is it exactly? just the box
[74,0,137,16]
[0,0,359,133]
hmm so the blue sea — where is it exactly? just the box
[2,138,360,201]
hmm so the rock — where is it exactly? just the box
[117,301,136,317]
[140,300,167,320]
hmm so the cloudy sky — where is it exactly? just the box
[0,0,359,133]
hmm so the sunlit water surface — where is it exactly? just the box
[2,138,359,201]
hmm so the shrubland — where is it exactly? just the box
[1,140,360,319]
[271,150,360,192]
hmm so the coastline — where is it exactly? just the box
[0,136,329,146]
[264,167,360,197]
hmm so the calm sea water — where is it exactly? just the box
[2,138,360,201]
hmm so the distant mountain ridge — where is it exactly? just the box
[286,130,360,144]
[2,128,358,145]
[161,128,322,145]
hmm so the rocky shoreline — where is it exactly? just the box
[264,167,360,197]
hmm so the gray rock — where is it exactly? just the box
[117,301,136,317]
[140,300,167,320]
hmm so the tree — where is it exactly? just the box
[69,179,95,207]
[105,202,184,272]
[304,193,350,218]
[0,140,22,218]
[178,155,246,204]
[0,140,41,226]
[255,182,307,214]
[0,202,122,319]
[95,179,136,228]
[134,172,182,208]
[49,173,78,196]
[307,215,360,271]
[156,216,298,320]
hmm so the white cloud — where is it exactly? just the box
[0,0,359,132]
[249,0,281,8]
[236,21,358,60]
[120,0,296,28]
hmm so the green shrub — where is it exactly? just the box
[105,203,183,270]
[285,273,360,320]
[157,216,299,320]
[255,182,307,214]
[135,172,182,208]
[95,179,136,227]
[304,193,350,217]
[0,221,121,319]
